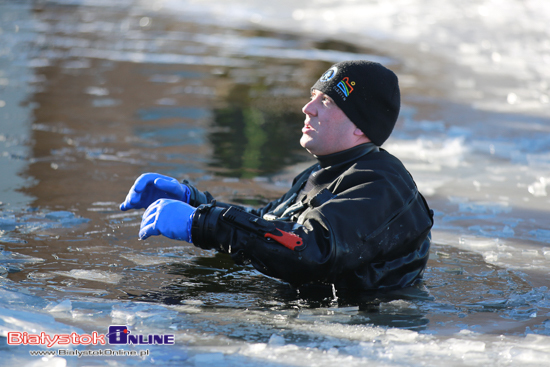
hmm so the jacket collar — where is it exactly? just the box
[314,143,379,169]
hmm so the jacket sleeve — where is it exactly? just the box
[183,180,215,207]
[190,203,337,287]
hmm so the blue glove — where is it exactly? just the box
[139,199,195,242]
[120,173,190,211]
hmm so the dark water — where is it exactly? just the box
[1,1,550,365]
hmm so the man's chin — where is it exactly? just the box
[300,139,318,156]
[299,135,313,150]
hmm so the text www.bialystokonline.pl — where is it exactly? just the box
[29,349,151,358]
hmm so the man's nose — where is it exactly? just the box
[302,99,316,116]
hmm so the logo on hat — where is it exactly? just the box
[334,77,355,100]
[319,66,338,82]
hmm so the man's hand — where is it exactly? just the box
[139,199,195,242]
[120,173,190,211]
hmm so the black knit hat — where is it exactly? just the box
[312,60,400,146]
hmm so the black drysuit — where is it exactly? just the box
[188,143,433,292]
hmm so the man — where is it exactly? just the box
[120,60,433,293]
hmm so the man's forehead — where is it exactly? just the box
[311,89,333,100]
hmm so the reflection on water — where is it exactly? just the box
[0,1,36,208]
[211,83,307,178]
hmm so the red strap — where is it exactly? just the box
[264,229,303,251]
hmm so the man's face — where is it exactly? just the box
[300,90,359,156]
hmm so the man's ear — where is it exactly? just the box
[353,127,371,142]
[353,127,366,136]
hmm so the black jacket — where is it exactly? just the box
[189,143,433,292]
